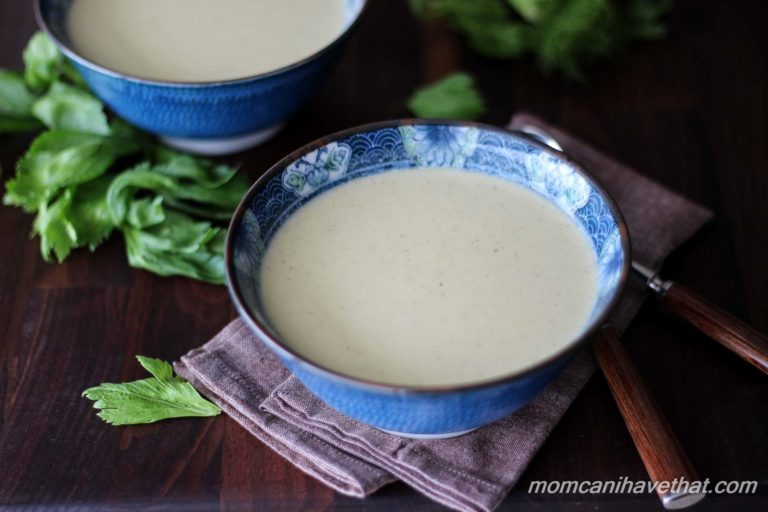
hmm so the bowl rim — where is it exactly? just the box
[225,119,632,394]
[34,0,369,87]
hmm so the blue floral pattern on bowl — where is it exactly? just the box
[227,121,630,437]
[400,125,479,167]
[282,143,352,197]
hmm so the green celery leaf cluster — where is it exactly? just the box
[83,356,221,425]
[1,32,249,284]
[409,0,673,80]
[0,70,43,132]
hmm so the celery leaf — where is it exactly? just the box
[83,356,221,426]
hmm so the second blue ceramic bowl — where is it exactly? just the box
[35,0,366,155]
[226,120,631,438]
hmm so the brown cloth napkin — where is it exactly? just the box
[175,114,713,512]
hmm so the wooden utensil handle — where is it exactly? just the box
[594,326,705,509]
[659,282,768,375]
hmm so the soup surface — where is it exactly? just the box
[260,168,598,387]
[66,0,348,82]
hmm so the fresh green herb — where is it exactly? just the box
[23,31,64,91]
[83,356,221,425]
[106,159,247,223]
[407,72,487,120]
[5,130,142,212]
[0,70,43,132]
[2,32,248,284]
[408,0,672,80]
[33,175,115,262]
[32,82,111,134]
[507,0,552,23]
[124,217,227,284]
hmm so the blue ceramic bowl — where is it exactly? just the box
[35,0,367,155]
[226,120,631,438]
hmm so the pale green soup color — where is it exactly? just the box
[260,168,598,387]
[66,0,347,82]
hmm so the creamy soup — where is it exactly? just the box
[260,168,598,387]
[66,0,348,82]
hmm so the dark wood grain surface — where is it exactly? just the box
[1,0,767,510]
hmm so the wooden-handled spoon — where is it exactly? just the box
[632,262,768,374]
[595,326,706,509]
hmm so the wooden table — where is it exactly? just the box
[1,1,766,510]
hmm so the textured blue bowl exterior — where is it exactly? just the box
[228,122,629,435]
[283,355,571,433]
[39,0,361,138]
[70,54,337,138]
